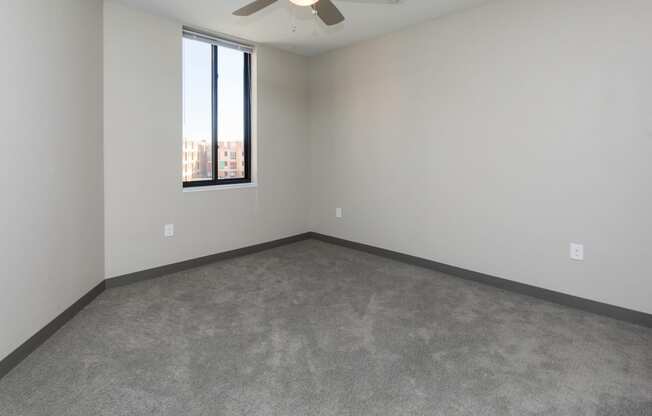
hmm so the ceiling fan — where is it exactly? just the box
[233,0,399,27]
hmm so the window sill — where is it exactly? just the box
[183,182,257,193]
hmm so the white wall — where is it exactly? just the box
[309,0,652,314]
[103,1,310,278]
[0,0,104,360]
[2,0,649,363]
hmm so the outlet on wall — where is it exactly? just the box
[336,208,343,218]
[570,243,584,261]
[164,224,174,238]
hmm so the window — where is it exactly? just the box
[182,29,252,187]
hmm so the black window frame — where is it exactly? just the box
[182,35,252,188]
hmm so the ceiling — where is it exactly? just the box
[115,0,492,56]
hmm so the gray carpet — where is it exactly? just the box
[0,240,650,416]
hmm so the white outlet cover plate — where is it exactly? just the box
[164,224,174,237]
[570,243,584,261]
[336,208,343,218]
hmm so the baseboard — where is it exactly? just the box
[0,280,106,380]
[106,233,313,288]
[1,233,312,380]
[308,232,652,328]
[3,231,648,381]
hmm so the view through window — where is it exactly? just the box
[182,32,251,186]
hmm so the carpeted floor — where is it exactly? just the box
[0,239,650,416]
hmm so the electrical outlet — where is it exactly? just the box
[336,208,343,218]
[164,224,174,238]
[570,243,584,261]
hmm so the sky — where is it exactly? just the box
[183,38,244,143]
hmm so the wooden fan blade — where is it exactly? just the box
[313,0,345,26]
[233,0,278,16]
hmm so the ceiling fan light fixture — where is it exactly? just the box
[234,0,346,26]
[289,0,319,6]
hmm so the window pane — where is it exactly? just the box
[182,38,213,182]
[217,46,245,180]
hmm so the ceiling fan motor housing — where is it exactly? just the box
[290,0,319,6]
[234,0,345,26]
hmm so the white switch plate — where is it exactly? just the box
[570,243,584,261]
[164,224,174,237]
[335,208,343,218]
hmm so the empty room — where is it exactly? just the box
[1,0,651,414]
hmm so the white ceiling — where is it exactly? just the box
[115,0,493,56]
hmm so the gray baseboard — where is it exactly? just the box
[0,281,106,380]
[1,233,312,381]
[308,232,652,328]
[3,231,649,381]
[106,233,313,288]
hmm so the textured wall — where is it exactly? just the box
[309,0,652,313]
[0,0,104,360]
[103,1,310,278]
